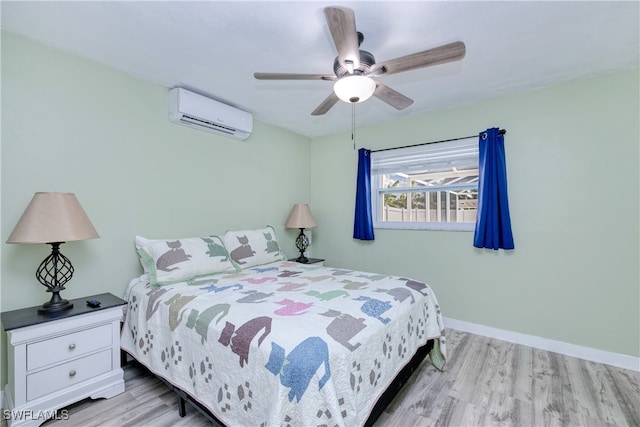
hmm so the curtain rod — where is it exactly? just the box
[370,129,507,153]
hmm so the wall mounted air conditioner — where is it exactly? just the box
[168,87,253,140]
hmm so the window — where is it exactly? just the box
[371,139,479,231]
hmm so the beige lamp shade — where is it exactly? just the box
[6,192,99,244]
[285,204,317,229]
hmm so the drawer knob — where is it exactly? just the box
[69,370,76,377]
[68,343,76,350]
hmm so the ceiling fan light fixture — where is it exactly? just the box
[333,75,376,104]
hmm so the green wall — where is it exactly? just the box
[310,68,640,359]
[0,32,311,385]
[1,30,639,393]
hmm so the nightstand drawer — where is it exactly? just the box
[27,348,112,401]
[27,323,112,370]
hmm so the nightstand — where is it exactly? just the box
[289,258,325,266]
[1,293,126,427]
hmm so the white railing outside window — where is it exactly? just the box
[371,139,479,231]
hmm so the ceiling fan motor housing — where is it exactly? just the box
[333,50,376,77]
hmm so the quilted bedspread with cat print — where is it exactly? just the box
[121,261,447,427]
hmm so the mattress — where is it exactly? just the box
[121,260,446,426]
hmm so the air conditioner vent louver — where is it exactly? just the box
[180,115,235,135]
[168,88,253,140]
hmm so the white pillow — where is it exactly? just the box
[222,226,286,269]
[134,235,162,273]
[136,235,237,285]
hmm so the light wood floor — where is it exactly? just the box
[29,329,639,426]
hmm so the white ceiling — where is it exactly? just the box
[2,1,638,139]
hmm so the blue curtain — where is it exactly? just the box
[353,148,375,240]
[473,128,515,250]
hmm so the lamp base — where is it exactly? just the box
[36,242,75,314]
[295,228,310,264]
[38,292,73,314]
[295,255,310,264]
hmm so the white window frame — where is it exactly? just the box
[370,139,479,231]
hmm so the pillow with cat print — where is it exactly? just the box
[134,235,165,273]
[137,235,238,285]
[222,225,287,269]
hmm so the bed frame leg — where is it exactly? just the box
[178,395,187,417]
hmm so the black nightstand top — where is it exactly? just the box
[1,293,126,331]
[289,258,325,264]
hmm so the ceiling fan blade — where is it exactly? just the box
[311,92,340,116]
[324,6,360,71]
[371,41,466,76]
[374,82,414,110]
[254,72,336,81]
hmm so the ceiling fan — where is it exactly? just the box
[254,6,466,116]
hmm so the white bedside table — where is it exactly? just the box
[1,293,126,427]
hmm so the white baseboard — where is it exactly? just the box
[444,317,640,372]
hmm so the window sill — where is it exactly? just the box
[373,222,475,232]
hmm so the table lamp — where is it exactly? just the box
[6,192,99,314]
[285,204,317,263]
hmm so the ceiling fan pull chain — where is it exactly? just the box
[352,102,356,150]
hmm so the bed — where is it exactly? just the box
[120,227,447,426]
